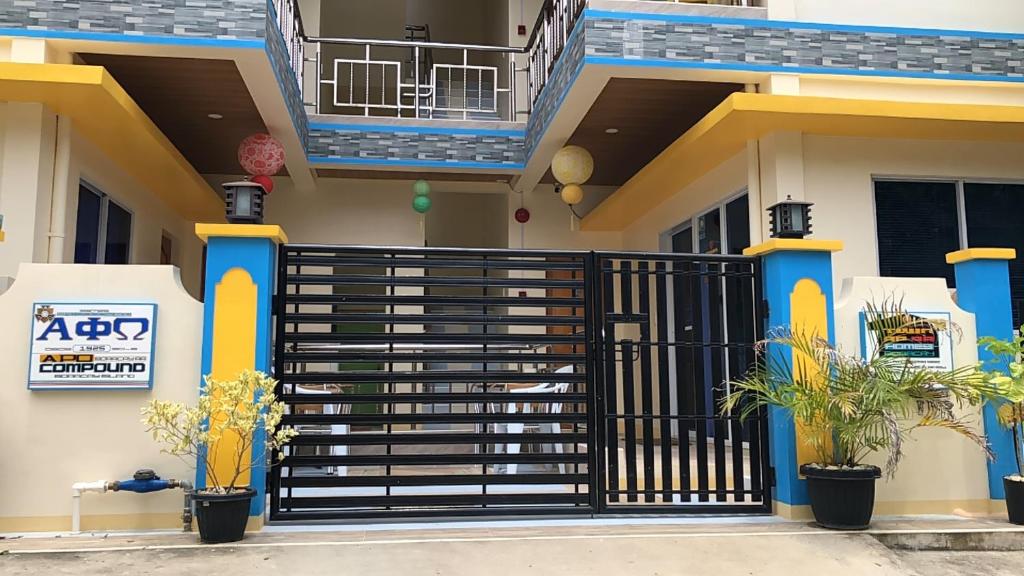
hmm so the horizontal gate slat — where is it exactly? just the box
[280,473,587,488]
[282,453,588,467]
[281,351,584,364]
[280,392,588,403]
[286,255,585,271]
[282,413,587,425]
[287,433,587,446]
[282,371,586,384]
[280,493,589,509]
[280,294,584,307]
[284,313,584,326]
[283,333,585,345]
[288,274,584,288]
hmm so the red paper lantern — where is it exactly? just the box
[238,133,286,177]
[514,208,530,223]
[250,175,274,195]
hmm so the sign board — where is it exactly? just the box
[860,310,954,372]
[29,303,157,390]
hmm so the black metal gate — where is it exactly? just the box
[269,245,770,521]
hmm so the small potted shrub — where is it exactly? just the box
[142,370,296,543]
[980,331,1024,524]
[723,303,995,530]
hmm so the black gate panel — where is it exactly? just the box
[270,245,596,521]
[593,252,771,513]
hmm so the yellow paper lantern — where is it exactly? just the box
[551,145,594,186]
[560,184,584,205]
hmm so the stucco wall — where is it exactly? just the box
[802,136,1024,285]
[0,264,202,532]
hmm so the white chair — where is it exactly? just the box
[501,365,574,475]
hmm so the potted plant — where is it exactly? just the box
[979,331,1024,524]
[142,370,296,543]
[722,303,995,530]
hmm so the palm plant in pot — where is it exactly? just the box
[722,303,995,530]
[142,370,296,543]
[979,331,1024,525]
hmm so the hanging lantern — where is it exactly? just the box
[413,179,431,196]
[250,175,274,195]
[238,133,286,177]
[223,181,267,224]
[514,207,531,223]
[551,145,594,187]
[767,195,814,239]
[412,195,432,214]
[560,184,584,206]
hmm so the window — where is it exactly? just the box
[73,183,132,265]
[160,234,175,266]
[875,180,1024,325]
[667,192,750,256]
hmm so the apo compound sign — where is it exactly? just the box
[860,310,954,372]
[28,303,157,390]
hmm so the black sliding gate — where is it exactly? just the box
[270,245,770,521]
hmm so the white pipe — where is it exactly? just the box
[47,115,72,263]
[71,480,108,533]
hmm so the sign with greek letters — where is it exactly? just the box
[29,303,157,390]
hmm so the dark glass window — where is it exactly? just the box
[725,195,750,255]
[73,186,102,264]
[964,183,1024,326]
[874,180,960,287]
[104,200,132,265]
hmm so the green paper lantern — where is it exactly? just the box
[412,195,432,214]
[413,179,431,197]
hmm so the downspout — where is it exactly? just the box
[47,115,72,263]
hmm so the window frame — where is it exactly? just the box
[660,188,750,255]
[75,180,134,265]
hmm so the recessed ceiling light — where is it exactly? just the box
[605,128,619,134]
[207,113,224,120]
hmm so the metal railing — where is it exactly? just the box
[272,0,306,96]
[305,37,520,121]
[525,0,586,114]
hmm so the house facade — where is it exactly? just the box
[0,0,1023,531]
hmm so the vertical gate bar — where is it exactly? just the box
[482,255,489,501]
[654,261,673,503]
[636,261,655,503]
[728,263,747,503]
[754,257,771,508]
[693,263,710,503]
[675,263,692,503]
[386,252,395,504]
[620,259,637,503]
[711,262,729,503]
[585,253,604,513]
[571,257,581,503]
[270,243,289,519]
[601,260,619,503]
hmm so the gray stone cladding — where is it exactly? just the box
[307,125,526,167]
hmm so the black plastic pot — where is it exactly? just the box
[1004,477,1024,525]
[800,464,881,530]
[193,488,255,544]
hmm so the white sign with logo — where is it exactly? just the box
[29,303,157,390]
[860,310,955,372]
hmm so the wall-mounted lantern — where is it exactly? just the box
[767,195,813,239]
[223,181,267,224]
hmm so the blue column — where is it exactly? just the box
[948,248,1018,501]
[745,238,842,511]
[196,224,287,519]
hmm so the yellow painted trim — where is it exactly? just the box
[791,279,831,471]
[0,513,184,533]
[743,239,844,257]
[945,248,1017,264]
[0,230,5,242]
[583,92,1024,231]
[773,501,814,521]
[195,223,289,245]
[0,62,222,222]
[246,515,265,532]
[208,268,258,488]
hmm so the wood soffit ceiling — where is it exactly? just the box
[79,53,272,176]
[316,169,515,183]
[543,78,744,187]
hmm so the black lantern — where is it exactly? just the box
[767,195,813,239]
[223,181,267,224]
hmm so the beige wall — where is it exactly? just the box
[768,0,1024,33]
[510,184,622,251]
[623,151,748,252]
[0,264,202,532]
[427,191,509,249]
[834,276,992,514]
[802,136,1024,284]
[66,130,205,298]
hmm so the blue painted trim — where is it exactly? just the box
[26,302,158,391]
[582,9,1024,40]
[952,258,1017,500]
[309,122,526,138]
[583,56,1024,84]
[0,27,266,48]
[308,155,525,170]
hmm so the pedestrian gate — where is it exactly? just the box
[270,245,770,521]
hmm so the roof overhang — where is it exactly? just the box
[0,61,224,222]
[582,92,1024,231]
